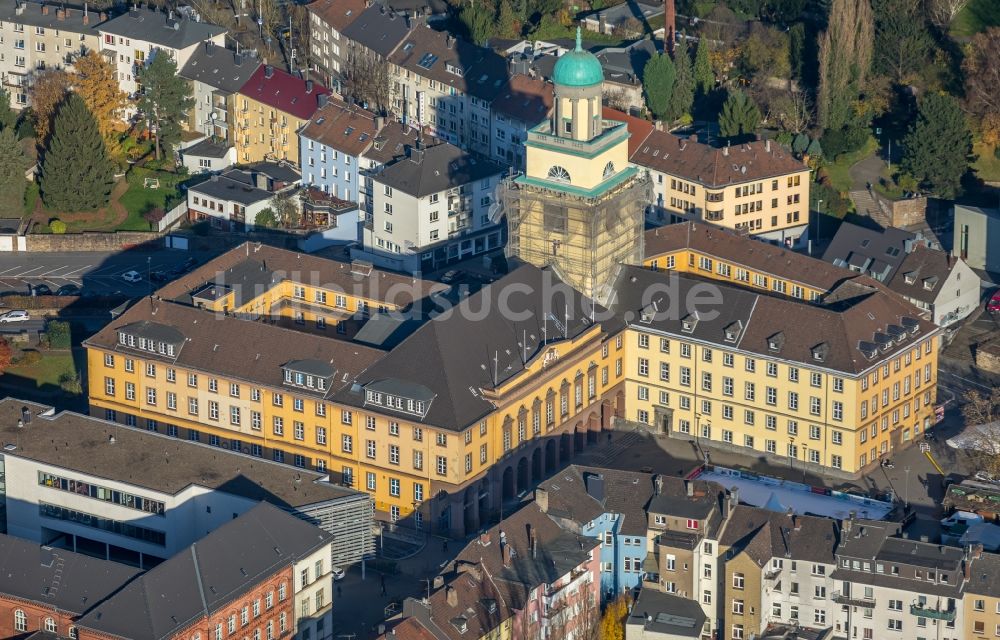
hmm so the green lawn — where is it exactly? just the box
[4,350,81,391]
[824,137,879,194]
[951,0,1000,38]
[117,183,181,231]
[972,141,1000,183]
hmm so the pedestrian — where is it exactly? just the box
[337,584,342,598]
[442,539,448,552]
[380,575,386,596]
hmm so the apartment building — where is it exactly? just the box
[832,517,967,640]
[186,162,300,230]
[0,1,106,109]
[0,398,373,568]
[615,264,940,476]
[0,534,141,639]
[97,7,225,98]
[387,25,507,153]
[236,65,330,164]
[306,0,366,93]
[966,551,1000,640]
[360,140,505,272]
[358,119,424,220]
[626,588,708,640]
[489,74,554,171]
[719,506,839,640]
[74,502,334,640]
[299,98,380,202]
[340,2,410,105]
[178,40,260,149]
[632,133,810,245]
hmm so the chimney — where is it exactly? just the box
[57,7,65,20]
[265,65,274,79]
[686,480,694,498]
[529,525,537,558]
[447,35,456,49]
[664,0,675,54]
[407,145,424,164]
[723,146,729,156]
[457,560,483,581]
[433,575,445,589]
[535,487,549,513]
[653,120,663,131]
[729,487,740,510]
[446,585,458,607]
[964,559,972,581]
[205,40,215,54]
[234,52,243,66]
[585,473,605,502]
[502,544,512,567]
[42,4,50,14]
[765,139,771,152]
[973,543,984,559]
[306,79,314,94]
[654,474,664,496]
[375,115,386,131]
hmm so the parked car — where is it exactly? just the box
[31,284,52,296]
[169,258,198,276]
[331,567,346,581]
[121,270,143,283]
[440,269,464,284]
[150,270,169,283]
[988,290,1000,313]
[0,310,30,323]
[55,284,81,296]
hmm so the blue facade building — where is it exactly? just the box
[298,100,380,205]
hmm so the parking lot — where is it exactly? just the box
[0,250,213,297]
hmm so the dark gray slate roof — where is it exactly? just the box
[341,3,410,57]
[246,160,302,184]
[337,264,621,431]
[181,138,232,160]
[0,2,107,33]
[821,221,923,283]
[626,588,706,639]
[0,533,141,616]
[886,245,961,305]
[720,505,839,566]
[376,142,503,198]
[118,320,186,345]
[968,552,1000,597]
[188,170,273,205]
[77,503,331,640]
[99,8,225,49]
[179,41,260,93]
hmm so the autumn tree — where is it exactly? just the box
[960,388,1000,476]
[599,594,630,640]
[40,94,114,211]
[0,338,11,374]
[497,0,521,38]
[901,92,971,198]
[738,23,791,82]
[136,53,194,160]
[258,0,284,40]
[817,0,873,131]
[0,128,28,217]
[74,50,128,157]
[28,69,72,146]
[460,0,496,46]
[963,28,1000,141]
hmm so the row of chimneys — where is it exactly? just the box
[20,2,106,24]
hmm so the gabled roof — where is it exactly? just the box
[0,533,141,616]
[99,8,225,49]
[0,2,107,33]
[539,466,658,535]
[603,107,654,156]
[375,142,503,198]
[886,245,965,305]
[306,0,367,32]
[77,503,331,640]
[821,221,920,283]
[179,41,260,93]
[342,4,410,57]
[631,130,807,187]
[719,505,838,566]
[239,65,330,121]
[363,121,426,166]
[300,99,379,157]
[967,552,1000,597]
[388,25,509,100]
[337,264,619,431]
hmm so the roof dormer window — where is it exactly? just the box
[681,313,699,334]
[724,320,743,343]
[811,343,829,362]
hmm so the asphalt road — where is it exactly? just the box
[0,249,214,296]
[0,319,45,333]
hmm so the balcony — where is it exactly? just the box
[832,591,875,608]
[543,567,590,607]
[763,566,781,581]
[705,209,724,222]
[910,603,955,621]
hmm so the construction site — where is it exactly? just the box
[501,169,651,305]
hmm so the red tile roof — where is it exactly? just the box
[239,65,330,121]
[306,0,367,32]
[603,106,654,156]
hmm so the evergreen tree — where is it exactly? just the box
[817,0,873,131]
[806,137,823,158]
[460,0,495,46]
[0,128,27,217]
[497,0,519,38]
[872,0,931,83]
[719,89,762,141]
[693,38,713,96]
[39,93,114,211]
[0,88,15,132]
[669,36,695,121]
[136,54,194,160]
[643,53,676,121]
[792,132,809,153]
[901,92,971,198]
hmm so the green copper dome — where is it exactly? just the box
[552,27,604,87]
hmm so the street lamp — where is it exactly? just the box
[788,437,795,472]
